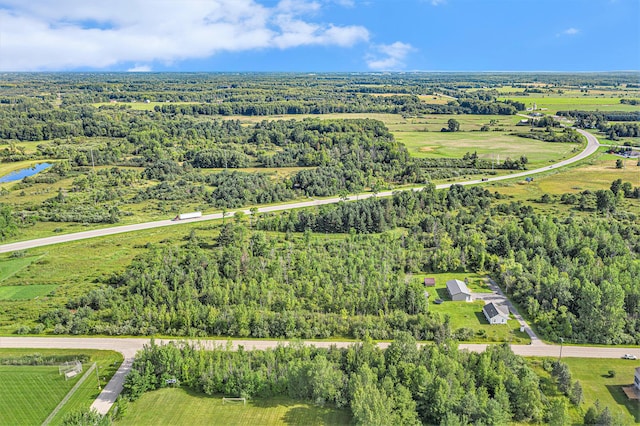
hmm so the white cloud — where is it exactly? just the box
[563,27,579,35]
[0,0,369,71]
[127,65,152,72]
[366,42,414,70]
[430,0,446,5]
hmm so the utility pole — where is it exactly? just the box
[558,338,564,361]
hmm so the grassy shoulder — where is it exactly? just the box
[0,348,122,426]
[116,388,351,426]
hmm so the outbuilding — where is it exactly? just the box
[482,302,510,325]
[446,279,472,302]
[424,277,436,287]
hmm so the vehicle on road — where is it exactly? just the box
[622,354,637,360]
[173,211,202,221]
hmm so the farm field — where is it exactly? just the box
[394,130,579,168]
[116,388,351,426]
[0,348,122,426]
[501,95,640,114]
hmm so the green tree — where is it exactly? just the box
[546,399,570,426]
[350,364,394,426]
[447,118,460,132]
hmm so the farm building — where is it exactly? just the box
[446,279,472,302]
[482,302,510,325]
[424,277,436,287]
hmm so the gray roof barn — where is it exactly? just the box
[446,279,472,301]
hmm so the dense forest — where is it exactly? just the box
[33,183,640,345]
[119,337,595,425]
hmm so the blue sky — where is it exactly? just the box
[0,0,638,72]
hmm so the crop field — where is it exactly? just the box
[117,388,351,426]
[0,348,122,426]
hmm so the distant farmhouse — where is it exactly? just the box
[482,302,510,325]
[424,277,436,287]
[446,279,472,302]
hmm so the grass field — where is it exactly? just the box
[394,130,578,168]
[117,388,351,426]
[0,255,40,281]
[0,284,58,301]
[0,348,122,426]
[491,151,640,200]
[562,358,640,425]
[0,364,78,425]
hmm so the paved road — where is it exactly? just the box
[0,129,599,254]
[1,334,636,416]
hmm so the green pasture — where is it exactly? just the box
[0,140,46,155]
[0,284,58,301]
[117,388,351,426]
[0,255,39,282]
[0,348,122,426]
[394,130,579,168]
[501,95,640,114]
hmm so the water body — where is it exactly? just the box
[0,163,53,183]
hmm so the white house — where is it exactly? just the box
[446,279,472,302]
[482,302,510,325]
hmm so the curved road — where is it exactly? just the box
[0,129,599,254]
[0,335,635,416]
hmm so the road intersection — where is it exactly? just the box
[0,129,608,415]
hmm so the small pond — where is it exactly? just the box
[0,163,53,183]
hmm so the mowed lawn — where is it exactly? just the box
[117,388,351,426]
[0,365,78,426]
[563,358,640,425]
